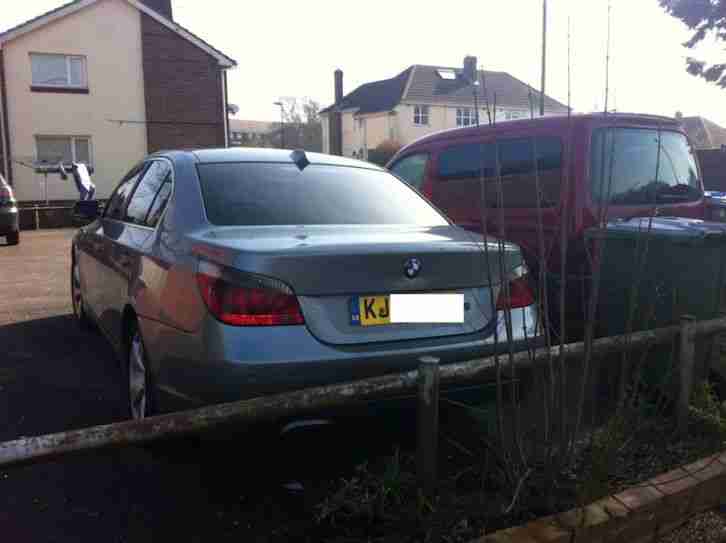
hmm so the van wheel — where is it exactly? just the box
[126,320,158,420]
[6,231,19,245]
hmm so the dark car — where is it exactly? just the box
[0,174,19,245]
[71,148,540,419]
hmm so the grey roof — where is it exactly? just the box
[321,64,568,116]
[320,68,412,115]
[406,65,568,111]
[680,116,726,150]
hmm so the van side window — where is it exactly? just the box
[390,153,428,190]
[438,143,496,179]
[498,139,534,176]
[436,137,562,207]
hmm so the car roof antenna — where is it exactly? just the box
[290,149,310,171]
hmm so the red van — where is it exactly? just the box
[388,113,705,325]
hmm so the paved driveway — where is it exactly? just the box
[0,229,388,542]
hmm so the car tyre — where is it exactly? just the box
[71,252,95,331]
[6,231,19,245]
[126,319,159,420]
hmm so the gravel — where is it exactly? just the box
[659,510,726,543]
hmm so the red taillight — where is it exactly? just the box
[496,276,535,310]
[196,262,304,326]
[0,185,11,201]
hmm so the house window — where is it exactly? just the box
[413,105,429,126]
[30,54,87,89]
[36,136,92,166]
[456,108,475,127]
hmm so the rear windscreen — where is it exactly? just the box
[590,128,702,205]
[197,163,448,226]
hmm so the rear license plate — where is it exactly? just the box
[350,295,390,326]
[351,293,466,326]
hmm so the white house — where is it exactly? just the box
[320,56,569,159]
[0,0,235,202]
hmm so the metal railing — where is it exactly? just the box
[1,314,723,493]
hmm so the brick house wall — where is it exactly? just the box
[140,14,226,153]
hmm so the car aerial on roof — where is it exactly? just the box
[71,148,540,420]
[0,174,19,246]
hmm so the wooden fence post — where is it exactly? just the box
[417,356,440,497]
[707,312,726,382]
[678,315,696,434]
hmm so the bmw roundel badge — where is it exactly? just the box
[404,257,422,279]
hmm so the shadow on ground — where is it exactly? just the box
[0,313,409,542]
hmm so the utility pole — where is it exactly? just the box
[540,0,547,116]
[273,101,285,149]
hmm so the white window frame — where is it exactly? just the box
[413,105,429,126]
[456,108,475,127]
[30,53,88,89]
[35,135,93,166]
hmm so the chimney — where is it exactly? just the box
[334,69,344,104]
[141,0,173,19]
[463,55,477,83]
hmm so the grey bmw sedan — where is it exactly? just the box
[71,148,539,420]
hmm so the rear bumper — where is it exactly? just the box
[0,208,18,235]
[142,305,541,409]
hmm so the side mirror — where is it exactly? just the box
[72,200,100,225]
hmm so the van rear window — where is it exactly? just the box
[590,128,701,205]
[436,136,563,208]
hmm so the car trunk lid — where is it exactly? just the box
[190,225,524,345]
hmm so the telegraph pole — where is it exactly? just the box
[540,0,547,116]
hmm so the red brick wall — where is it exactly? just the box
[140,15,226,153]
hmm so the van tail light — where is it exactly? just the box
[196,260,304,326]
[496,270,535,310]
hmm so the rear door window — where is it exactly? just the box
[105,164,146,221]
[390,153,428,190]
[436,136,562,207]
[590,128,702,205]
[438,143,496,179]
[146,180,172,228]
[125,160,172,226]
[197,163,448,226]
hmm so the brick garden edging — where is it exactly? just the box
[474,448,726,542]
